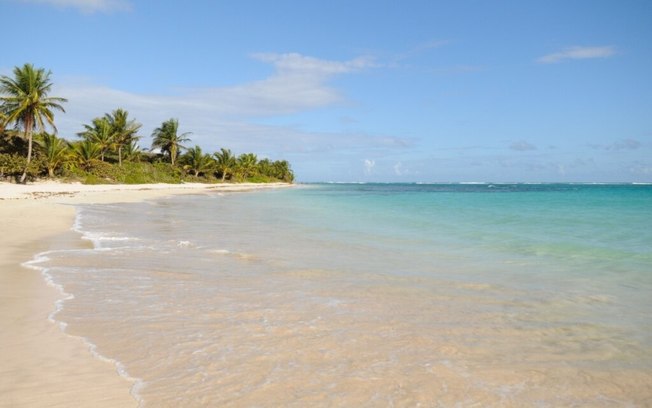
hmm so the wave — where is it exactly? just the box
[23,248,145,406]
[73,208,140,249]
[24,209,147,406]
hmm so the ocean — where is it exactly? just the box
[33,183,652,406]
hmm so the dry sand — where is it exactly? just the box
[0,181,291,407]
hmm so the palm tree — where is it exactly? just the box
[213,148,236,182]
[151,118,191,166]
[79,117,113,161]
[105,108,141,166]
[70,140,101,171]
[236,153,258,180]
[257,158,272,177]
[181,145,214,177]
[272,160,294,182]
[123,139,142,163]
[0,63,67,183]
[36,133,69,177]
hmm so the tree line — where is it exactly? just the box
[0,63,294,184]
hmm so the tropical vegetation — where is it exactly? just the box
[0,64,67,183]
[0,64,294,184]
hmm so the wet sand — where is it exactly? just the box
[0,181,291,407]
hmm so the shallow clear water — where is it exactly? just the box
[38,184,652,406]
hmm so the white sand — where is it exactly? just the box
[0,181,291,407]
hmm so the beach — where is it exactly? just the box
[0,181,290,407]
[1,182,650,406]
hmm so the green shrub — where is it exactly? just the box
[0,153,44,181]
[82,173,107,185]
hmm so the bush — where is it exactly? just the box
[0,153,45,182]
[115,162,186,184]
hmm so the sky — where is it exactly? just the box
[2,0,651,182]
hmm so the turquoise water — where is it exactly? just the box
[38,183,652,406]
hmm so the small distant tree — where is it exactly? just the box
[79,117,113,161]
[236,153,258,180]
[257,158,272,177]
[273,160,294,182]
[70,140,102,171]
[151,118,191,166]
[36,133,69,177]
[181,145,214,177]
[105,108,141,166]
[213,148,236,182]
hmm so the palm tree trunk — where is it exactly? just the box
[118,146,123,166]
[221,172,226,182]
[19,117,33,184]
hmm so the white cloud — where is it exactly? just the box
[53,52,374,130]
[537,46,616,64]
[48,53,408,160]
[17,0,132,13]
[364,159,376,175]
[251,52,375,75]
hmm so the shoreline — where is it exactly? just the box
[0,181,292,407]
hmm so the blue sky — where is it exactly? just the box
[2,0,651,182]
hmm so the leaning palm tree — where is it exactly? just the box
[78,117,113,161]
[0,63,67,183]
[151,118,191,166]
[36,133,70,177]
[181,145,214,177]
[213,148,236,182]
[105,108,141,166]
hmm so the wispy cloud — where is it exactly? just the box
[382,39,451,70]
[251,52,375,75]
[54,53,375,124]
[17,0,132,13]
[509,140,537,151]
[394,39,450,62]
[606,138,642,151]
[589,138,643,151]
[537,46,616,64]
[50,53,408,159]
